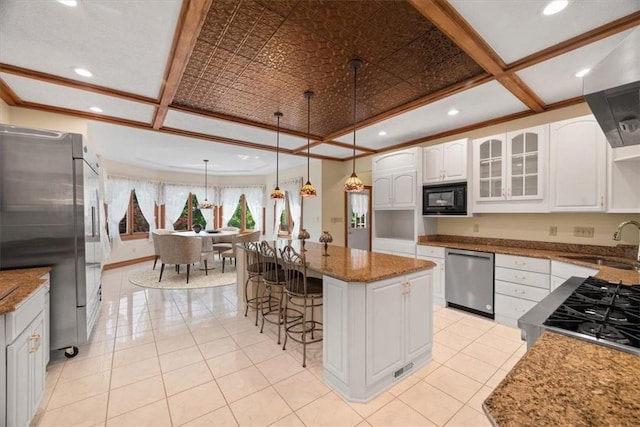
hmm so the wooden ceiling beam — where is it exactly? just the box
[0,64,157,105]
[408,0,545,112]
[506,11,640,74]
[0,77,20,105]
[152,0,213,130]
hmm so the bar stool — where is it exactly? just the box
[243,241,265,326]
[279,244,323,368]
[258,241,287,344]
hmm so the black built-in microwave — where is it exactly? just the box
[422,183,467,215]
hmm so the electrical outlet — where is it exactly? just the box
[549,226,557,236]
[573,226,594,238]
[473,224,479,232]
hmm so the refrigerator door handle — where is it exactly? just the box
[91,206,96,237]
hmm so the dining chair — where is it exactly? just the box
[279,244,323,367]
[157,234,205,284]
[151,229,174,270]
[221,230,260,273]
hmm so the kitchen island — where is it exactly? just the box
[236,241,435,402]
[483,331,640,426]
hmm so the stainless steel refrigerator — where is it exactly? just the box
[0,124,102,357]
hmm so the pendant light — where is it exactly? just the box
[270,111,285,199]
[198,159,213,209]
[344,58,364,193]
[300,90,317,198]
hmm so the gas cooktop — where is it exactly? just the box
[543,277,640,355]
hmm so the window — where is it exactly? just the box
[173,194,208,231]
[119,190,153,237]
[226,195,256,230]
[350,211,367,229]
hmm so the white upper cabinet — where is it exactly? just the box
[473,125,548,212]
[423,139,468,184]
[608,145,640,213]
[549,115,606,212]
[373,147,420,209]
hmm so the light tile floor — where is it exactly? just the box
[32,262,527,427]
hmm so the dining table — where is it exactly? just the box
[173,229,239,270]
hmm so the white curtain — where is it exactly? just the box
[243,186,265,232]
[282,178,303,237]
[105,177,134,247]
[164,184,192,230]
[272,198,285,240]
[221,187,243,227]
[133,180,159,239]
[351,193,368,217]
[190,185,212,230]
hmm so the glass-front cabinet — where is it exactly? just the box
[473,125,547,211]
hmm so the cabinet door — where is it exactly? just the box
[550,116,606,211]
[442,139,467,182]
[423,145,443,184]
[405,271,432,361]
[506,126,545,200]
[418,255,444,305]
[392,171,416,208]
[7,325,33,427]
[474,135,506,201]
[366,278,404,384]
[373,174,393,208]
[30,314,46,413]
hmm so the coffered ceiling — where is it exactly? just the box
[0,0,638,174]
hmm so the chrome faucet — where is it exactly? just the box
[612,220,640,267]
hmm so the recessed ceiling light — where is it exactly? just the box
[57,0,78,6]
[238,154,250,160]
[88,106,102,113]
[74,67,93,77]
[543,0,568,16]
[448,108,460,116]
[575,68,590,78]
[378,131,387,136]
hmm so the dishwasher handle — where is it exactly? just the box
[446,248,494,261]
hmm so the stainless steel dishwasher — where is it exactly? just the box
[445,248,495,318]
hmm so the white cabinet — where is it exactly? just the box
[366,270,431,386]
[473,126,548,212]
[494,254,550,327]
[423,139,468,184]
[372,147,421,174]
[373,171,417,209]
[4,281,48,427]
[607,145,640,213]
[550,261,598,291]
[417,245,445,306]
[549,115,607,212]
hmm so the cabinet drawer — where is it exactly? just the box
[550,261,598,280]
[495,254,550,274]
[495,280,549,302]
[416,245,445,258]
[495,293,536,320]
[495,267,550,289]
[6,285,46,343]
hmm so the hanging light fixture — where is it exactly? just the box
[270,111,285,199]
[300,90,317,198]
[344,58,365,193]
[198,159,213,209]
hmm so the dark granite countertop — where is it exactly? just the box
[483,331,640,427]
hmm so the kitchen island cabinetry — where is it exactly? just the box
[549,115,606,212]
[495,254,550,328]
[0,269,50,427]
[237,242,434,403]
[472,125,548,213]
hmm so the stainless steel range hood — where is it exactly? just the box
[584,28,640,148]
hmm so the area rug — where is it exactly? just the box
[128,262,237,290]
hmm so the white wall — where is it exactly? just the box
[0,98,10,123]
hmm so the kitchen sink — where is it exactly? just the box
[561,255,637,270]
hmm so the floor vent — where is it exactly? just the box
[393,362,414,379]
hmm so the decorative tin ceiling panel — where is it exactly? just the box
[172,0,485,138]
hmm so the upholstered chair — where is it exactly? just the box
[157,234,204,284]
[151,229,174,270]
[221,230,260,273]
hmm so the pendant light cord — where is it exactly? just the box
[276,112,281,185]
[204,160,208,201]
[352,61,357,173]
[307,94,311,180]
